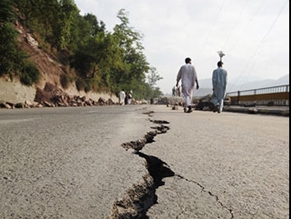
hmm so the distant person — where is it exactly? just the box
[125,91,129,105]
[176,57,199,113]
[172,86,176,96]
[212,61,228,113]
[176,85,181,97]
[119,89,126,105]
[127,91,132,104]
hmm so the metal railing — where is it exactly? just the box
[226,84,289,106]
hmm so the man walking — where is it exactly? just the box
[212,61,228,113]
[176,57,199,113]
[119,89,126,105]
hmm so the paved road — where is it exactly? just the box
[144,105,289,219]
[0,105,289,218]
[0,106,151,218]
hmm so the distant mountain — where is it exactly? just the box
[193,74,289,97]
[274,74,289,85]
[227,74,289,92]
[194,87,213,97]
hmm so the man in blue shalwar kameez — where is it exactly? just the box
[212,61,228,113]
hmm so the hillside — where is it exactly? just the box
[1,1,164,108]
[0,21,118,107]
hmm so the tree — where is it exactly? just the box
[52,0,79,50]
[0,0,25,78]
[0,23,20,77]
[0,0,15,23]
[147,67,163,88]
[83,13,105,37]
[112,9,151,96]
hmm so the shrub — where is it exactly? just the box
[84,82,92,93]
[19,61,40,86]
[75,78,93,92]
[60,74,74,89]
[75,78,86,91]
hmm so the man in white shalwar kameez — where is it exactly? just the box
[176,57,199,113]
[212,61,228,113]
[119,89,126,105]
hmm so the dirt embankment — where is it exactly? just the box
[0,21,118,106]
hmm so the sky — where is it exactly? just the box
[74,0,289,94]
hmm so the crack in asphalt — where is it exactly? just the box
[108,110,234,219]
[175,174,234,219]
[108,111,172,219]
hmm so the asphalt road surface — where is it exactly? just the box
[0,105,289,219]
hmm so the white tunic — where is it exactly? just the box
[119,91,125,105]
[176,63,198,100]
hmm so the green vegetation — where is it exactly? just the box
[60,73,74,89]
[0,0,163,100]
[19,60,40,86]
[0,0,38,82]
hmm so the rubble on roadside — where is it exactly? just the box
[0,82,117,109]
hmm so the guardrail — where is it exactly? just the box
[227,84,289,106]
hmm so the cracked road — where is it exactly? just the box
[0,105,289,218]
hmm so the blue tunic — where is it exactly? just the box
[212,67,227,106]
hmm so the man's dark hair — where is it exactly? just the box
[217,61,223,67]
[185,57,191,64]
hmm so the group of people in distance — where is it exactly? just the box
[118,89,132,105]
[176,57,227,113]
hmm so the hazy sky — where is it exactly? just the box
[74,0,289,94]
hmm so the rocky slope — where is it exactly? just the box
[0,21,118,109]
